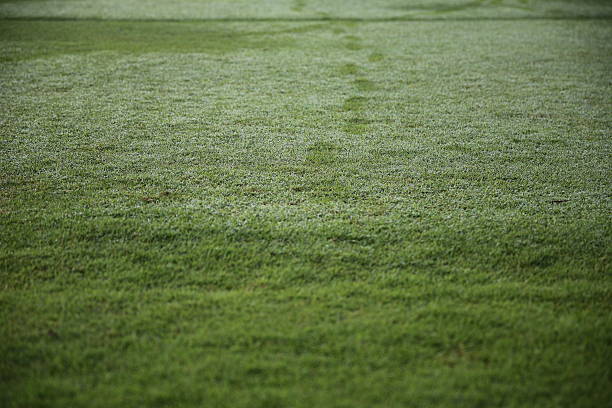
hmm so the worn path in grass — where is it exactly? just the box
[1,1,611,407]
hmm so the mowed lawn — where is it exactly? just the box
[0,0,611,407]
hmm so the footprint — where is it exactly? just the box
[335,36,380,136]
[343,35,363,51]
[306,141,340,165]
[368,52,384,63]
[291,0,306,12]
[339,63,360,76]
[342,96,368,112]
[343,117,373,135]
[354,78,375,92]
[345,42,363,51]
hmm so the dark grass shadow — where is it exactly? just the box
[389,0,532,14]
[1,15,611,23]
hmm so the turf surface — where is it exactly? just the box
[1,1,611,407]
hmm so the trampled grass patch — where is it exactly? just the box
[1,0,611,407]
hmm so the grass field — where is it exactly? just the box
[1,0,611,407]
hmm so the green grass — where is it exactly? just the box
[1,0,611,407]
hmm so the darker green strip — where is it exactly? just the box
[0,15,611,23]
